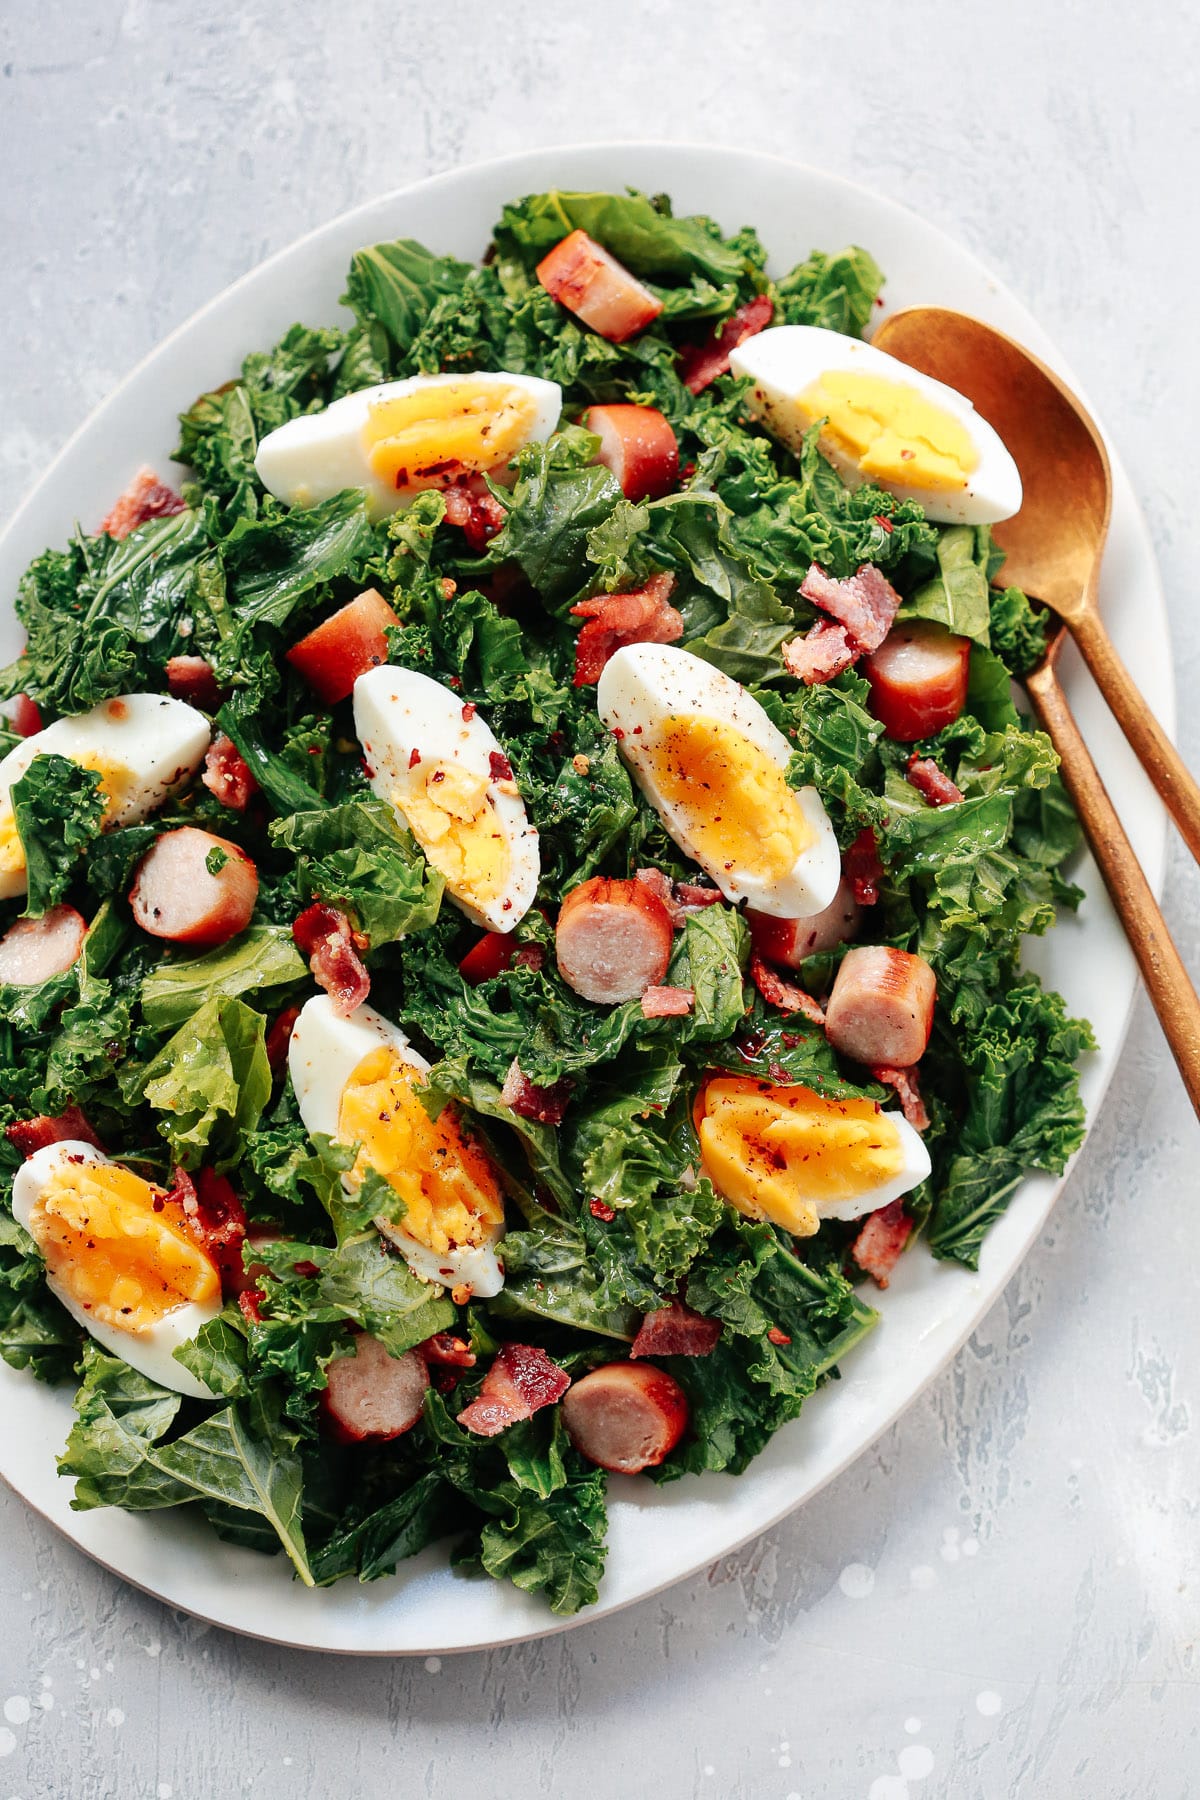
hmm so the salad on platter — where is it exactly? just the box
[0,188,1091,1614]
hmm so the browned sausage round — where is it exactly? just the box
[824,945,937,1068]
[555,876,673,1004]
[130,827,258,948]
[746,875,863,970]
[0,905,87,987]
[560,1362,688,1474]
[320,1333,430,1444]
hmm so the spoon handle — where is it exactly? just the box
[1025,655,1200,1117]
[1071,607,1200,863]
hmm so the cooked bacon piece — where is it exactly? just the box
[633,866,675,915]
[264,1004,301,1076]
[631,1299,722,1359]
[442,481,508,553]
[201,732,259,812]
[749,952,826,1026]
[0,905,87,987]
[322,1334,430,1443]
[677,293,774,394]
[674,881,723,912]
[586,404,679,501]
[99,467,186,540]
[641,984,694,1018]
[536,229,663,343]
[633,868,723,929]
[561,1362,688,1473]
[168,1165,248,1294]
[285,589,400,707]
[5,1105,103,1158]
[292,901,370,1016]
[419,1332,477,1370]
[571,572,683,687]
[589,1197,616,1222]
[237,1288,264,1326]
[843,828,884,906]
[456,1342,571,1438]
[166,655,224,712]
[747,877,862,970]
[800,563,902,655]
[906,755,964,808]
[130,827,258,949]
[851,1199,914,1289]
[6,693,43,738]
[863,620,971,741]
[556,875,674,1003]
[871,1063,931,1132]
[782,617,857,686]
[458,930,519,985]
[500,1058,573,1126]
[825,945,936,1069]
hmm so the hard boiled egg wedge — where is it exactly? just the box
[597,643,839,919]
[0,693,212,900]
[728,325,1022,525]
[697,1077,931,1237]
[255,372,562,519]
[288,995,506,1298]
[12,1141,222,1399]
[354,664,539,933]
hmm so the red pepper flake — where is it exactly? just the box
[589,1198,616,1223]
[611,726,625,740]
[767,1060,790,1084]
[767,1326,792,1347]
[900,448,915,461]
[238,1289,264,1326]
[489,750,514,782]
[461,703,476,722]
[408,747,421,769]
[873,514,894,534]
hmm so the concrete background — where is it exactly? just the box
[1,3,1197,1795]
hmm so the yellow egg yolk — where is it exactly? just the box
[697,1076,905,1236]
[641,715,813,882]
[337,1046,504,1258]
[362,381,540,493]
[0,803,24,877]
[0,752,129,880]
[799,369,979,494]
[27,1162,219,1333]
[393,761,510,909]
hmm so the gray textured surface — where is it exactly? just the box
[1,3,1198,1796]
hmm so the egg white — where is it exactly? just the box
[814,1108,931,1222]
[728,325,1022,525]
[12,1141,220,1399]
[0,693,212,900]
[353,664,539,933]
[287,995,505,1298]
[254,372,562,519]
[596,643,840,919]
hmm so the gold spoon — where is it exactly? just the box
[873,306,1200,1114]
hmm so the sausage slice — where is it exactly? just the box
[561,1362,688,1474]
[0,905,87,986]
[824,945,937,1068]
[585,404,679,502]
[556,876,673,1004]
[321,1333,429,1443]
[130,827,258,948]
[746,874,863,969]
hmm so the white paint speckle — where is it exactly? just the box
[37,1677,49,1691]
[0,1733,14,1760]
[976,1690,1002,1717]
[36,1694,53,1713]
[962,1537,979,1557]
[904,1717,922,1734]
[940,1540,960,1564]
[778,1754,792,1769]
[157,1783,173,1799]
[909,1564,937,1589]
[104,1661,113,1675]
[2,1701,28,1727]
[89,1668,101,1683]
[899,1745,935,1780]
[838,1561,876,1598]
[144,1640,162,1659]
[424,1656,441,1674]
[868,1779,908,1800]
[105,1708,124,1728]
[702,1766,715,1778]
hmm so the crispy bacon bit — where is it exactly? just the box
[488,750,515,783]
[238,1288,264,1326]
[631,1298,723,1359]
[513,944,545,973]
[766,1325,792,1346]
[635,868,724,929]
[749,952,826,1025]
[843,828,884,906]
[99,467,186,540]
[677,294,774,395]
[5,1106,103,1158]
[633,865,675,914]
[165,655,223,712]
[782,617,857,686]
[870,1064,931,1132]
[456,1342,571,1437]
[168,1166,248,1294]
[850,1198,913,1288]
[420,1332,477,1370]
[265,1004,301,1076]
[571,572,683,687]
[201,732,258,812]
[292,902,370,1017]
[589,1197,617,1223]
[674,882,723,911]
[441,481,508,553]
[7,693,43,738]
[784,562,903,687]
[906,754,964,808]
[500,1058,573,1126]
[641,984,695,1018]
